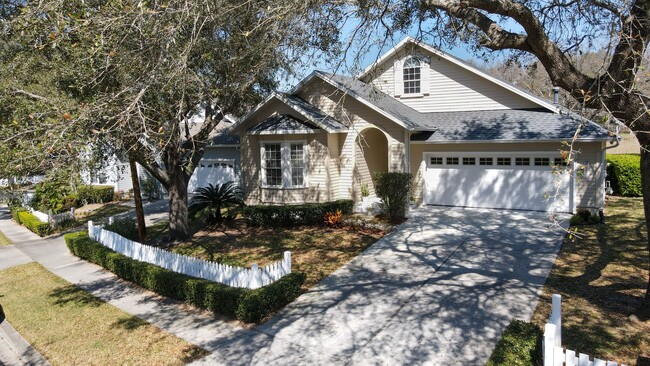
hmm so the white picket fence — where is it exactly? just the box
[87,221,291,289]
[544,294,626,366]
[29,207,75,226]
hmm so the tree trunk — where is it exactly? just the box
[167,169,190,240]
[129,156,147,242]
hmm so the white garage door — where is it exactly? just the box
[188,159,236,193]
[423,152,574,212]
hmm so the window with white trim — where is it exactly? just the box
[403,57,421,94]
[479,157,493,165]
[262,142,307,188]
[534,157,550,166]
[430,157,443,165]
[462,157,476,165]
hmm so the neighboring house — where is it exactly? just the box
[87,115,240,194]
[230,37,613,213]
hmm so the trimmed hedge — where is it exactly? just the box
[486,320,543,366]
[606,154,642,197]
[10,206,27,224]
[243,200,354,227]
[17,211,51,236]
[77,185,115,204]
[64,232,305,322]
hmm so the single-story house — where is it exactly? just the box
[229,37,613,213]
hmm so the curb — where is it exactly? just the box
[0,318,51,366]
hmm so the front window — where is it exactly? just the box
[262,142,306,188]
[264,143,282,186]
[403,57,421,94]
[290,143,305,186]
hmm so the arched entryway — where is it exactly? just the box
[355,127,388,197]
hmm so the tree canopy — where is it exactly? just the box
[0,0,340,238]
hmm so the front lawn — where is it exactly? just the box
[74,201,132,224]
[0,262,207,365]
[530,196,649,365]
[147,219,387,289]
[0,230,11,245]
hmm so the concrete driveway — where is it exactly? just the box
[192,206,567,365]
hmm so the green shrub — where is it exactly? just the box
[31,180,72,214]
[486,320,543,366]
[243,200,354,227]
[235,272,306,323]
[64,232,305,322]
[569,209,600,226]
[10,206,27,224]
[373,172,413,221]
[606,154,642,197]
[104,217,138,241]
[17,211,51,236]
[141,178,161,201]
[77,185,115,205]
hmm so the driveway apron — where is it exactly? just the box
[196,207,567,365]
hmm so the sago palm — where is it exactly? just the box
[189,182,244,225]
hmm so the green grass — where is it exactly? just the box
[75,202,132,225]
[487,320,542,366]
[0,262,208,365]
[530,196,649,365]
[146,219,386,289]
[0,230,11,245]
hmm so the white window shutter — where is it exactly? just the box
[421,57,430,95]
[393,58,403,97]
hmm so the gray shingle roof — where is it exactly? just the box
[247,114,319,135]
[317,72,428,130]
[278,93,347,132]
[209,132,240,145]
[410,110,611,142]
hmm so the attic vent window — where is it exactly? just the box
[403,57,421,94]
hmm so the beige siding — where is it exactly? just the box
[240,132,333,205]
[410,142,605,209]
[298,80,407,200]
[367,51,540,113]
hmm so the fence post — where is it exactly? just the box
[250,264,262,289]
[284,251,292,274]
[551,294,562,347]
[544,323,556,366]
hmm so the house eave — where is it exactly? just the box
[410,138,612,144]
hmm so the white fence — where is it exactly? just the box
[87,221,291,289]
[29,207,75,226]
[544,294,626,366]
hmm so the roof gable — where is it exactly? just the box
[358,37,557,113]
[232,92,347,134]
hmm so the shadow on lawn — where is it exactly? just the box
[49,284,104,308]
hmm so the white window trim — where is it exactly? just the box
[260,141,308,189]
[394,55,430,97]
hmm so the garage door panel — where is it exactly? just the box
[423,153,571,212]
[188,160,236,193]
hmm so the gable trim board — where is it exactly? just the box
[357,36,558,112]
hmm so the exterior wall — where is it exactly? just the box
[298,80,407,200]
[365,50,541,113]
[410,142,605,210]
[240,132,335,205]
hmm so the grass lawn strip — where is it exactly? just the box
[0,262,207,365]
[74,202,132,224]
[530,196,649,365]
[147,220,385,289]
[0,230,11,245]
